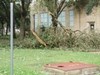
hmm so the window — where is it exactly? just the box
[70,10,74,27]
[34,14,38,29]
[41,13,52,27]
[89,22,95,30]
[34,11,66,28]
[41,13,48,27]
[58,11,66,26]
[34,13,52,29]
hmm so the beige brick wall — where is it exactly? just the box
[73,6,100,32]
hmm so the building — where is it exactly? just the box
[30,2,100,32]
[74,6,100,32]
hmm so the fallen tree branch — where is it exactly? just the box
[31,30,47,47]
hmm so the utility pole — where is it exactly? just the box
[10,0,14,75]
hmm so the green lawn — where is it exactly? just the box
[0,48,100,75]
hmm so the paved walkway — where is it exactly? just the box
[90,52,100,54]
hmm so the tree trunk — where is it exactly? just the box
[51,16,58,33]
[5,19,10,35]
[1,23,4,36]
[19,0,26,39]
[13,6,16,38]
[20,16,25,39]
[13,23,16,38]
[6,23,9,35]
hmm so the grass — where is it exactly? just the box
[0,48,100,75]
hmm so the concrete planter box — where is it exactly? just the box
[44,62,99,75]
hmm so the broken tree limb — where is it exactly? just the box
[31,30,47,47]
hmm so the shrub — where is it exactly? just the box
[0,36,35,49]
[14,37,35,48]
[0,36,10,48]
[40,28,77,48]
[75,32,100,49]
[0,29,100,51]
[39,28,100,50]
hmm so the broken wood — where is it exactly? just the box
[31,30,47,47]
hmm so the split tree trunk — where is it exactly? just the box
[31,30,47,47]
[51,15,58,33]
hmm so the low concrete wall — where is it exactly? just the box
[44,62,100,75]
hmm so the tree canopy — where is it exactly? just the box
[86,0,100,14]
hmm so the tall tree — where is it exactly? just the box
[0,0,10,35]
[0,0,18,37]
[19,0,32,39]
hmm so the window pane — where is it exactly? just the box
[34,14,38,29]
[70,10,74,16]
[41,13,48,27]
[35,14,38,19]
[58,11,65,26]
[70,10,74,26]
